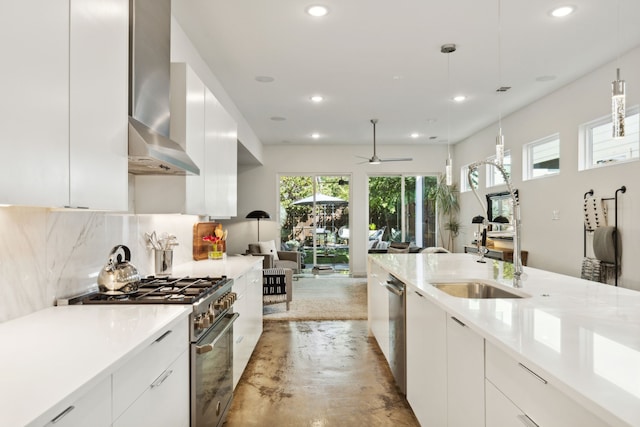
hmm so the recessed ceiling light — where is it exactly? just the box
[453,95,466,102]
[270,116,287,121]
[306,5,328,17]
[311,133,320,139]
[411,133,420,139]
[550,6,575,18]
[255,75,275,83]
[310,95,324,103]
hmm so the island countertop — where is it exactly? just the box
[369,252,640,427]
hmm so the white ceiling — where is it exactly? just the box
[172,0,640,149]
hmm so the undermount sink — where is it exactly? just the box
[432,281,527,299]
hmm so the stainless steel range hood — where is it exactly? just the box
[128,0,199,176]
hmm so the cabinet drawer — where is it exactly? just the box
[113,317,188,419]
[485,342,607,427]
[113,349,189,427]
[44,376,111,427]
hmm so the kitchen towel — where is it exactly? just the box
[580,257,617,285]
[583,197,607,231]
[593,226,620,264]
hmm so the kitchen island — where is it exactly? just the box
[368,253,640,427]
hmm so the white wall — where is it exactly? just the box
[454,46,640,290]
[222,143,449,276]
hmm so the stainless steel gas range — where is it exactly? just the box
[59,276,238,427]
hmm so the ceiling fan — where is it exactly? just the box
[357,119,413,164]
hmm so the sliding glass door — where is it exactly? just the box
[368,175,437,251]
[280,175,350,274]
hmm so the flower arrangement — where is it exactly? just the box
[203,224,227,259]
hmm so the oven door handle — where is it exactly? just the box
[195,312,240,354]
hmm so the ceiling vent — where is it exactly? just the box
[496,86,512,92]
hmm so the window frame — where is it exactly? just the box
[460,162,479,193]
[486,150,511,188]
[523,133,560,181]
[579,105,639,171]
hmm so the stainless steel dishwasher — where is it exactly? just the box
[385,274,406,395]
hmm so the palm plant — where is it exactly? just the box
[428,175,461,251]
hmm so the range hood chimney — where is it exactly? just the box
[128,0,199,175]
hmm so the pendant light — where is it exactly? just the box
[495,0,505,165]
[441,43,457,186]
[612,1,626,138]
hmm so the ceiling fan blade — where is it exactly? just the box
[380,157,413,162]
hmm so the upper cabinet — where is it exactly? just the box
[134,63,238,217]
[0,0,128,210]
[204,87,237,218]
[69,0,129,210]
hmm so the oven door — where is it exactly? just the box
[191,312,239,427]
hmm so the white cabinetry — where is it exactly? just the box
[44,376,111,427]
[447,315,485,427]
[485,341,608,427]
[134,63,238,217]
[69,0,128,210]
[406,288,447,427]
[0,0,128,210]
[485,380,528,427]
[112,317,189,427]
[233,261,263,388]
[204,88,237,217]
[367,259,389,361]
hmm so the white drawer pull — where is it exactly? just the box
[236,335,244,344]
[151,369,173,388]
[518,362,548,384]
[517,414,540,427]
[51,405,75,423]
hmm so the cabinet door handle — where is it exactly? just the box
[154,330,172,343]
[451,316,466,327]
[236,335,244,344]
[51,405,75,423]
[415,290,425,298]
[151,369,173,388]
[517,414,540,427]
[518,362,548,384]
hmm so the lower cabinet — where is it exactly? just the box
[367,259,390,361]
[406,287,447,426]
[446,315,485,427]
[112,317,189,427]
[485,341,608,427]
[233,262,263,388]
[486,380,529,427]
[44,376,111,427]
[113,350,189,427]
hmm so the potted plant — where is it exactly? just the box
[428,175,461,252]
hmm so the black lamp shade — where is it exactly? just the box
[472,215,485,224]
[246,210,271,219]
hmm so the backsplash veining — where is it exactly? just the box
[0,206,200,322]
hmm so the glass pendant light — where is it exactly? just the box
[441,43,456,186]
[495,0,505,165]
[612,2,625,138]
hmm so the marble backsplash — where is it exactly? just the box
[0,206,201,322]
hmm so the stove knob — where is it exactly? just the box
[209,312,215,323]
[203,316,211,328]
[194,315,205,330]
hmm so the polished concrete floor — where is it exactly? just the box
[223,321,419,426]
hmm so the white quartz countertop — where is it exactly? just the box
[369,253,640,427]
[0,304,191,427]
[171,254,262,279]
